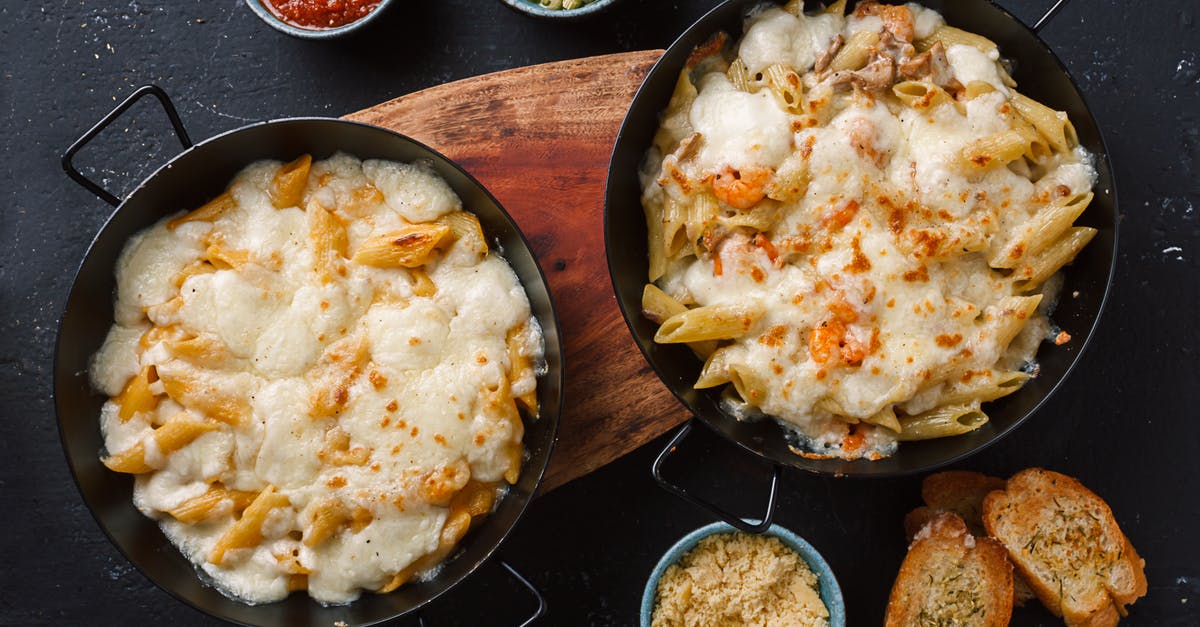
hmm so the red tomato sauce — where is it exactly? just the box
[264,0,381,29]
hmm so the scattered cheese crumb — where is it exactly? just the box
[652,533,829,627]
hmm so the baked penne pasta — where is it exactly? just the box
[270,154,312,209]
[917,25,998,55]
[992,192,1092,268]
[1014,227,1097,291]
[352,224,452,268]
[210,485,290,564]
[637,3,1097,460]
[103,414,219,474]
[830,30,879,72]
[168,192,237,230]
[1010,91,1078,153]
[654,304,765,344]
[897,405,989,441]
[168,485,257,525]
[91,154,543,603]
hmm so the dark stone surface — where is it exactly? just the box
[2,0,1197,625]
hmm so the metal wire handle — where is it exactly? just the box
[416,560,546,626]
[61,84,192,207]
[1032,0,1071,33]
[652,420,781,534]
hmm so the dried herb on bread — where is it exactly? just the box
[904,470,1036,607]
[982,468,1147,627]
[885,512,1014,627]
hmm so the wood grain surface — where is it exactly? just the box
[345,50,688,493]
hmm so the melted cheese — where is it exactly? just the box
[91,153,542,605]
[691,74,793,173]
[642,3,1096,460]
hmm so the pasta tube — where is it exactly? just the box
[654,304,765,344]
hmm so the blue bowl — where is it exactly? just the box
[244,0,395,39]
[499,0,620,19]
[640,523,846,627]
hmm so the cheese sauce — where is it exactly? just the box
[92,154,542,604]
[642,2,1095,459]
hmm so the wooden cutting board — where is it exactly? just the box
[345,50,688,493]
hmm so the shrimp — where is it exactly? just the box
[809,320,847,364]
[854,1,915,42]
[849,117,887,168]
[712,165,772,210]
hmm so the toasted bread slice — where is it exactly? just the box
[982,468,1147,627]
[904,470,1037,607]
[885,513,1014,627]
[922,471,1007,536]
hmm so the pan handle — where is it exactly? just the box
[652,420,781,534]
[62,84,193,207]
[1030,0,1072,32]
[416,560,546,626]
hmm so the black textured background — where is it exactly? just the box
[2,0,1198,625]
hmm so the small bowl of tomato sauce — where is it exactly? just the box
[246,0,393,39]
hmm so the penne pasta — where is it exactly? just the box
[210,485,290,564]
[662,196,690,260]
[159,369,248,425]
[654,304,764,344]
[992,192,1092,268]
[203,243,252,270]
[653,71,698,157]
[352,224,452,268]
[167,485,257,525]
[308,199,348,284]
[726,57,753,92]
[642,284,718,357]
[958,130,1029,174]
[763,63,804,113]
[168,192,237,230]
[917,25,997,55]
[1010,91,1078,153]
[1014,227,1097,291]
[114,365,159,422]
[438,210,489,257]
[830,30,879,72]
[863,405,903,433]
[409,267,437,297]
[303,499,349,547]
[645,195,668,282]
[893,81,954,110]
[990,295,1044,349]
[938,370,1029,407]
[506,323,539,416]
[270,154,312,209]
[695,347,734,389]
[103,414,219,474]
[729,364,768,406]
[897,405,989,441]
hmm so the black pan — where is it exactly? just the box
[56,86,562,626]
[605,0,1116,526]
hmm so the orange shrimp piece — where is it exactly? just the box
[854,1,915,42]
[878,5,915,42]
[827,294,859,324]
[822,199,859,231]
[752,232,779,264]
[840,335,868,366]
[712,165,772,210]
[809,321,846,364]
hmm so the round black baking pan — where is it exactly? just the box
[605,0,1117,486]
[56,87,562,626]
